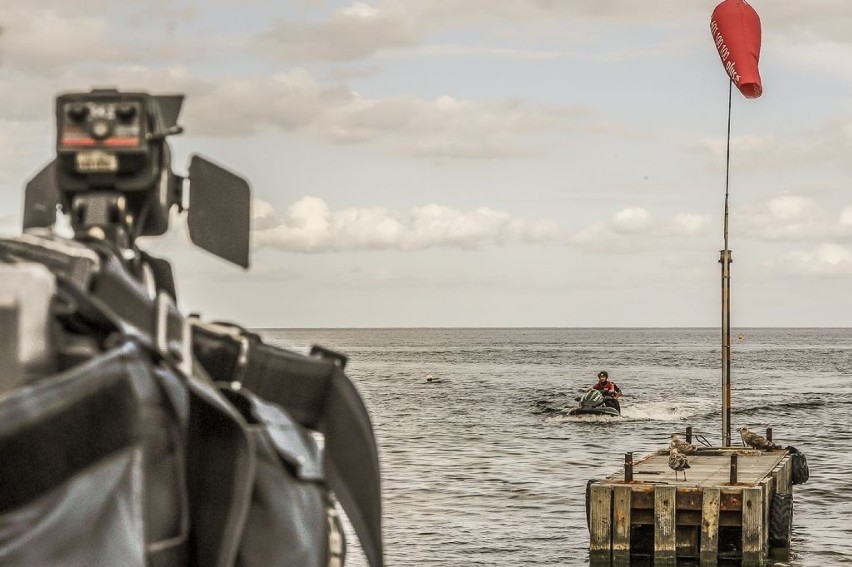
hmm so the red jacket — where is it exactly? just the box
[592,381,621,396]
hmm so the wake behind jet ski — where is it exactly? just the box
[568,370,623,417]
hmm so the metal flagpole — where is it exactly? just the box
[720,80,733,447]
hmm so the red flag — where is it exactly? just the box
[710,0,762,99]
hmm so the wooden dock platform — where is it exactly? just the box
[587,447,794,565]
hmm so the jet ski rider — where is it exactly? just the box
[588,371,622,413]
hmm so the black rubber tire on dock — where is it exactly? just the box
[769,493,793,548]
[787,445,810,485]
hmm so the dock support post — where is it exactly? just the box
[655,485,677,564]
[730,454,738,484]
[624,453,633,482]
[686,426,693,444]
[612,485,632,565]
[589,484,612,563]
[742,486,765,565]
[766,427,772,442]
[699,488,721,565]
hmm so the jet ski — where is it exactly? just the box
[567,389,621,417]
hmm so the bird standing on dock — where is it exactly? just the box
[668,447,690,481]
[670,434,698,455]
[739,427,781,451]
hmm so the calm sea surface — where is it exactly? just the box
[258,328,852,567]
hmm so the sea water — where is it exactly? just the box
[259,328,852,567]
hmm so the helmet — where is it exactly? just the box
[598,371,608,379]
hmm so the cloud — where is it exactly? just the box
[253,1,708,63]
[690,117,852,173]
[253,1,852,65]
[253,2,420,63]
[0,65,588,160]
[0,120,52,184]
[567,207,710,253]
[668,213,711,237]
[734,194,833,241]
[0,214,19,237]
[0,3,655,162]
[612,207,654,234]
[0,2,220,77]
[253,196,560,253]
[764,243,852,277]
[181,70,584,159]
[253,200,713,256]
[838,206,852,236]
[760,2,852,49]
[0,6,121,73]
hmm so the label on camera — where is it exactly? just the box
[75,150,118,173]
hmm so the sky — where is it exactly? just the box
[1,0,851,328]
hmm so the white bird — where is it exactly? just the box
[668,447,690,481]
[671,434,698,455]
[739,427,781,451]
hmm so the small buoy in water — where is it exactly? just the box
[426,374,435,382]
[738,334,745,340]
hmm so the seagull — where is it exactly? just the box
[669,447,690,481]
[671,434,698,455]
[739,427,781,451]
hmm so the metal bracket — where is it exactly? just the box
[156,291,191,374]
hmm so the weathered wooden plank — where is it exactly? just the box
[742,486,764,565]
[699,487,721,566]
[632,489,653,509]
[612,485,632,564]
[634,488,740,511]
[655,485,677,562]
[676,488,703,510]
[781,456,792,494]
[770,454,793,494]
[761,477,774,552]
[720,489,743,511]
[634,508,744,527]
[589,484,612,563]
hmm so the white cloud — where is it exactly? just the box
[252,0,711,63]
[735,195,832,241]
[0,120,52,184]
[612,207,654,235]
[253,196,560,253]
[0,65,587,160]
[252,1,852,65]
[760,1,852,48]
[668,213,711,237]
[0,8,120,73]
[181,71,584,158]
[764,243,852,277]
[567,207,710,253]
[691,117,852,173]
[253,3,419,63]
[838,206,852,236]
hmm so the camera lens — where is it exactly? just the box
[88,118,114,140]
